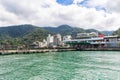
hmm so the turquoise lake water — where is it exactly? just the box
[0,51,120,80]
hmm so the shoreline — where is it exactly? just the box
[0,48,120,55]
[0,48,76,55]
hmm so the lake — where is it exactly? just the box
[0,51,120,80]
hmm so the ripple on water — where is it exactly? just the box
[0,51,120,80]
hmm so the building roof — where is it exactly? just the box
[64,37,104,42]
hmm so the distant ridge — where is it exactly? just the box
[0,24,103,39]
[43,24,100,37]
[0,24,51,45]
[0,24,37,38]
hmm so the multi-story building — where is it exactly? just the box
[63,34,120,48]
[76,32,98,39]
[47,34,54,46]
[104,36,120,48]
[53,34,62,46]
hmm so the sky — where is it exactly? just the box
[0,0,120,31]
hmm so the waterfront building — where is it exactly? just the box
[42,39,47,47]
[62,35,72,47]
[47,34,54,46]
[53,34,62,46]
[63,35,120,49]
[30,41,40,48]
[30,39,48,48]
[76,32,98,39]
[76,33,89,39]
[63,35,72,41]
[104,36,120,48]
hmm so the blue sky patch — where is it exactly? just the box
[78,0,91,8]
[56,0,73,5]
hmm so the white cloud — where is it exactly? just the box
[0,0,119,31]
[107,0,120,13]
[85,0,108,7]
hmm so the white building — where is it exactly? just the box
[31,40,48,48]
[76,32,98,38]
[89,32,98,37]
[42,39,47,47]
[63,35,72,41]
[104,35,120,47]
[47,34,54,46]
[53,34,62,46]
[62,35,72,47]
[63,35,120,48]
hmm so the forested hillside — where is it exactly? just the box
[43,25,100,37]
[113,28,120,35]
[0,24,101,46]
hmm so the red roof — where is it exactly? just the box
[98,34,104,38]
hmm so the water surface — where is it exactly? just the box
[0,51,120,80]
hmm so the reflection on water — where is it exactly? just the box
[0,51,120,80]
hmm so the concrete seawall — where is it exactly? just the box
[0,49,76,55]
[0,48,119,55]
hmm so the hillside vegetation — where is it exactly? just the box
[0,24,51,46]
[0,24,101,47]
[113,28,120,35]
[43,25,100,37]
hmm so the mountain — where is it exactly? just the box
[43,25,75,34]
[43,25,100,37]
[21,29,52,45]
[0,24,100,46]
[113,28,120,35]
[0,24,37,39]
[0,24,100,40]
[0,24,52,38]
[85,29,100,33]
[0,24,51,46]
